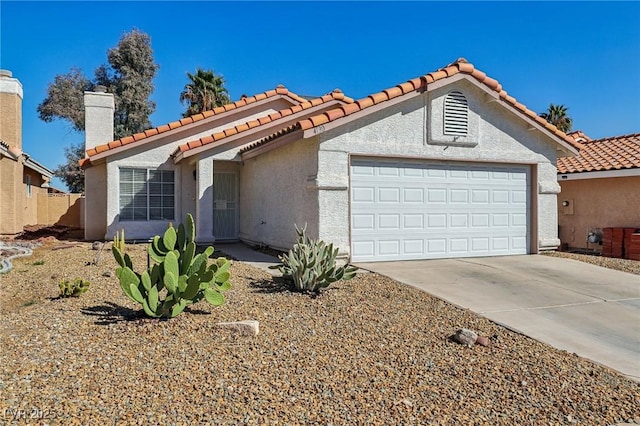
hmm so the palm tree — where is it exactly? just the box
[180,68,230,117]
[539,104,573,133]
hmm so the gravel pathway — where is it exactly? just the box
[1,241,638,425]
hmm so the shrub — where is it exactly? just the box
[59,278,91,297]
[112,213,231,318]
[271,224,358,293]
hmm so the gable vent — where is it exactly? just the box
[443,91,469,136]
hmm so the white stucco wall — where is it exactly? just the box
[84,91,114,152]
[239,138,320,250]
[315,78,561,256]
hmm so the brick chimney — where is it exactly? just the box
[84,86,114,153]
[0,69,23,151]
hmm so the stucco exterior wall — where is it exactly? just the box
[558,176,640,250]
[22,167,46,226]
[315,79,561,256]
[240,138,319,250]
[0,156,21,234]
[84,164,108,240]
[0,74,23,150]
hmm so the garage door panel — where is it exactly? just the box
[352,187,375,202]
[351,158,530,262]
[427,189,447,203]
[403,188,424,203]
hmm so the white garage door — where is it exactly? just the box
[350,158,530,262]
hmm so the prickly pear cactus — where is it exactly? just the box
[112,213,231,318]
[270,224,358,293]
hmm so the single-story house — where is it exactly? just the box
[557,131,640,250]
[81,58,581,262]
[0,69,53,236]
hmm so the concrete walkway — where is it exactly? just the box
[215,242,281,273]
[355,255,640,382]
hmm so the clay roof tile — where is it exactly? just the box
[120,136,135,145]
[356,97,375,109]
[397,82,415,94]
[370,92,389,104]
[429,70,448,81]
[443,65,460,77]
[557,133,640,174]
[383,87,403,99]
[132,132,147,142]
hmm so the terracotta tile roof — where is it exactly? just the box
[83,85,307,161]
[567,130,592,142]
[557,132,640,174]
[172,89,353,157]
[241,58,584,155]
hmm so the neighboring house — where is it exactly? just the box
[82,58,581,262]
[0,70,53,236]
[557,131,640,250]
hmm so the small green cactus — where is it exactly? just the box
[270,224,358,293]
[112,213,231,318]
[113,229,126,254]
[59,278,91,297]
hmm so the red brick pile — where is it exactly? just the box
[602,227,640,260]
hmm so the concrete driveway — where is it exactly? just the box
[355,255,640,381]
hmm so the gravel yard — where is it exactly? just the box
[1,240,639,425]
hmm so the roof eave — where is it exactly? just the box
[558,167,640,180]
[23,154,53,177]
[241,129,304,161]
[175,98,352,162]
[87,92,304,161]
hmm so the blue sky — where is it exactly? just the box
[1,1,639,191]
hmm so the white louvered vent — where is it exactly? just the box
[443,91,468,136]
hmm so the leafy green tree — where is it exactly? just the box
[39,29,159,192]
[539,104,573,133]
[180,68,230,117]
[54,143,85,193]
[36,68,91,133]
[38,28,159,140]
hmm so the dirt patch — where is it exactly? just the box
[17,224,84,241]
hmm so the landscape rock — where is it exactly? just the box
[452,328,478,347]
[475,335,490,346]
[216,320,259,336]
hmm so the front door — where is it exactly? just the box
[213,172,238,240]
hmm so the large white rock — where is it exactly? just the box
[217,320,259,336]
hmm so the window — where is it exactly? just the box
[25,175,32,198]
[443,91,469,136]
[119,168,174,221]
